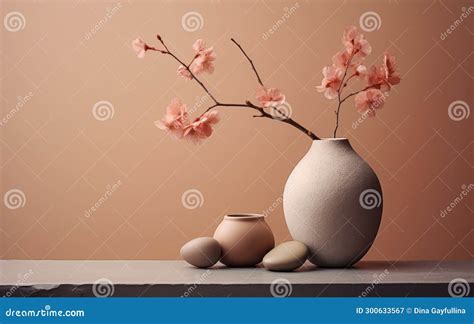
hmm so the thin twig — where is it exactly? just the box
[156,36,219,105]
[341,84,382,103]
[231,38,264,87]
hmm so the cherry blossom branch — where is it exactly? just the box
[230,38,320,140]
[155,36,219,105]
[230,38,264,87]
[149,36,320,140]
[333,52,355,138]
[340,83,382,104]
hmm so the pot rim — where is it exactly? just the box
[316,137,348,141]
[225,213,265,220]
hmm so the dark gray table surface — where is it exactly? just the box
[1,260,472,297]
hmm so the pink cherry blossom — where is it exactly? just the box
[367,54,401,91]
[354,89,385,117]
[383,52,401,86]
[192,39,207,53]
[256,86,286,107]
[183,110,220,143]
[132,38,148,59]
[367,66,388,91]
[177,65,192,80]
[189,39,216,75]
[316,66,344,99]
[332,50,358,68]
[191,50,216,74]
[355,65,367,78]
[155,98,189,138]
[342,26,371,57]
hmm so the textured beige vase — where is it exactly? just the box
[213,214,275,267]
[283,139,383,268]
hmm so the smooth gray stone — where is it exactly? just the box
[262,241,308,271]
[180,237,221,268]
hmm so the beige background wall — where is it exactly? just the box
[0,0,472,261]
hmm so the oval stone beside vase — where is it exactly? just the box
[262,241,308,271]
[283,138,383,268]
[213,214,275,267]
[180,237,221,268]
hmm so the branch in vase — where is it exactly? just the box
[230,38,320,140]
[333,51,355,138]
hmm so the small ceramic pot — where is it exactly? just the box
[213,214,275,267]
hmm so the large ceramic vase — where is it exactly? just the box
[283,138,383,268]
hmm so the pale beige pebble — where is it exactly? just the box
[262,241,308,271]
[180,237,221,268]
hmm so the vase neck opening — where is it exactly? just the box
[225,213,264,220]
